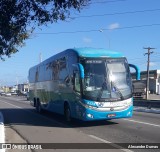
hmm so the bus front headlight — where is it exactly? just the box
[87,113,94,118]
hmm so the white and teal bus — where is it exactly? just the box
[28,48,140,121]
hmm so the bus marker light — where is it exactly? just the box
[127,111,131,116]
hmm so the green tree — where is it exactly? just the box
[0,0,90,59]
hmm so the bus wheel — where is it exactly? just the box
[64,104,71,122]
[36,101,42,113]
[33,98,36,107]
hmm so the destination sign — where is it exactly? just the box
[85,60,102,64]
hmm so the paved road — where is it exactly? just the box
[0,96,160,152]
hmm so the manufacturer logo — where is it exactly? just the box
[110,107,114,111]
[98,102,104,107]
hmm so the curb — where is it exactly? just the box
[0,112,5,152]
[134,107,160,114]
[134,100,160,108]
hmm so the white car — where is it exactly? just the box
[11,92,18,96]
[5,92,12,96]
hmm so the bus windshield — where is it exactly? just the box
[80,58,132,102]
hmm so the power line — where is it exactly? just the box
[128,54,160,61]
[35,23,160,35]
[129,61,147,64]
[152,56,160,58]
[150,61,160,63]
[129,57,146,61]
[90,0,128,4]
[71,8,160,19]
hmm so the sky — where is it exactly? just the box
[1,0,160,86]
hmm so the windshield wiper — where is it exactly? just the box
[97,81,124,101]
[96,80,109,101]
[111,81,124,100]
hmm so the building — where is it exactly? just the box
[132,70,160,94]
[10,85,18,92]
[18,83,29,93]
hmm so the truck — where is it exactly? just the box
[132,80,146,99]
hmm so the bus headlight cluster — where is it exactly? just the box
[80,101,97,109]
[86,105,97,109]
[87,113,94,118]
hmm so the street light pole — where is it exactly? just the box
[99,29,111,49]
[39,53,42,63]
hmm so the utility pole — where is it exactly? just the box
[144,47,155,100]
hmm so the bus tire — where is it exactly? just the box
[64,104,71,122]
[33,98,36,107]
[36,100,42,113]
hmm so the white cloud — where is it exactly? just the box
[150,62,157,67]
[108,23,120,30]
[83,37,92,43]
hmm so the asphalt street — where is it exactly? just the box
[0,96,160,152]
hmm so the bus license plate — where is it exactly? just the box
[107,114,116,118]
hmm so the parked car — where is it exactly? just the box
[0,92,6,96]
[11,92,18,96]
[5,92,12,96]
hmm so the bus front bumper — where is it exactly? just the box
[81,106,133,121]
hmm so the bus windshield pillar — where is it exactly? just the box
[78,63,84,78]
[72,63,84,79]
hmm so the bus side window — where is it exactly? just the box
[73,72,80,92]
